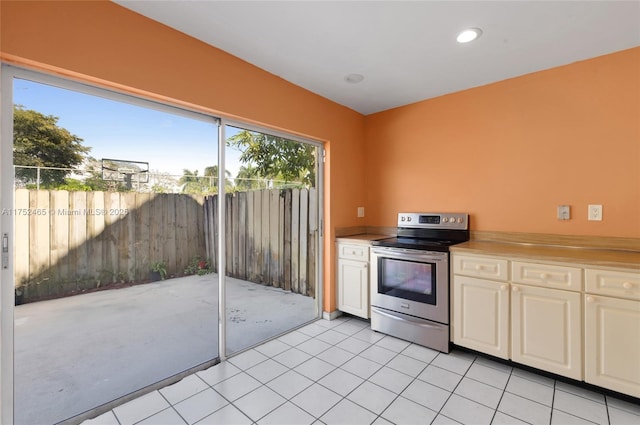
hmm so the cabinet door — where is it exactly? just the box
[453,276,509,359]
[338,259,369,319]
[511,284,582,380]
[585,295,640,398]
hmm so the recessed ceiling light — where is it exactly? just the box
[345,73,364,84]
[457,28,482,43]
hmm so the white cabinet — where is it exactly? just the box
[584,268,640,397]
[511,283,582,380]
[337,241,371,319]
[452,255,510,359]
[453,256,582,376]
[338,259,369,318]
[453,275,509,359]
[510,261,583,380]
[452,251,640,397]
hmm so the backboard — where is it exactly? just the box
[101,158,150,187]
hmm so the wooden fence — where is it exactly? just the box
[204,188,317,297]
[13,189,206,302]
[13,188,318,303]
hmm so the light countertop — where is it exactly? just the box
[451,240,640,270]
[335,234,390,244]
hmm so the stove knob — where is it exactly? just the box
[401,216,405,222]
[407,217,412,222]
[450,217,456,223]
[457,217,464,223]
[442,217,448,223]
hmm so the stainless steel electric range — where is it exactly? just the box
[370,212,470,353]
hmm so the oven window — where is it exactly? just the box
[377,257,437,305]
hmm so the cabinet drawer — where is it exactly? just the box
[511,261,582,291]
[453,255,509,281]
[585,268,640,301]
[338,243,369,261]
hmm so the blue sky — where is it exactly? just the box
[13,78,244,178]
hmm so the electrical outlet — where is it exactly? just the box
[357,207,365,218]
[588,204,603,221]
[557,205,570,220]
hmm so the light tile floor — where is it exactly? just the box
[83,316,640,425]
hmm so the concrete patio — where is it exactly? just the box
[14,274,317,425]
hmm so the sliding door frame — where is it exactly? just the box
[0,61,16,425]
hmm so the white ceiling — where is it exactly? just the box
[115,1,640,115]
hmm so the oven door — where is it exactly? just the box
[370,247,449,324]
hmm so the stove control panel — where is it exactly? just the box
[398,212,468,230]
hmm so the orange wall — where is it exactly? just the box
[2,2,638,318]
[0,0,367,313]
[365,47,640,238]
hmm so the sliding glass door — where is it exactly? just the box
[4,67,221,424]
[0,65,323,423]
[222,124,321,356]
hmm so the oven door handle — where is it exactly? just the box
[372,306,445,330]
[371,248,447,262]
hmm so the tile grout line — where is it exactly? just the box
[488,364,514,425]
[550,379,558,425]
[154,390,189,425]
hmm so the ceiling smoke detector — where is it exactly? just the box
[457,28,483,43]
[345,73,364,84]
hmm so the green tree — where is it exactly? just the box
[227,130,315,187]
[234,165,265,191]
[55,178,93,191]
[204,165,233,191]
[179,169,205,194]
[13,105,90,187]
[179,167,234,195]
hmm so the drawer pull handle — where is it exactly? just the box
[500,285,507,291]
[475,265,483,271]
[623,282,632,289]
[512,286,519,292]
[586,296,595,303]
[540,273,549,280]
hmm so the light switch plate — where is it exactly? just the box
[557,205,570,220]
[357,207,365,218]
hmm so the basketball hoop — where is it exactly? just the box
[101,158,150,189]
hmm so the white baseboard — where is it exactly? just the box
[322,310,343,321]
